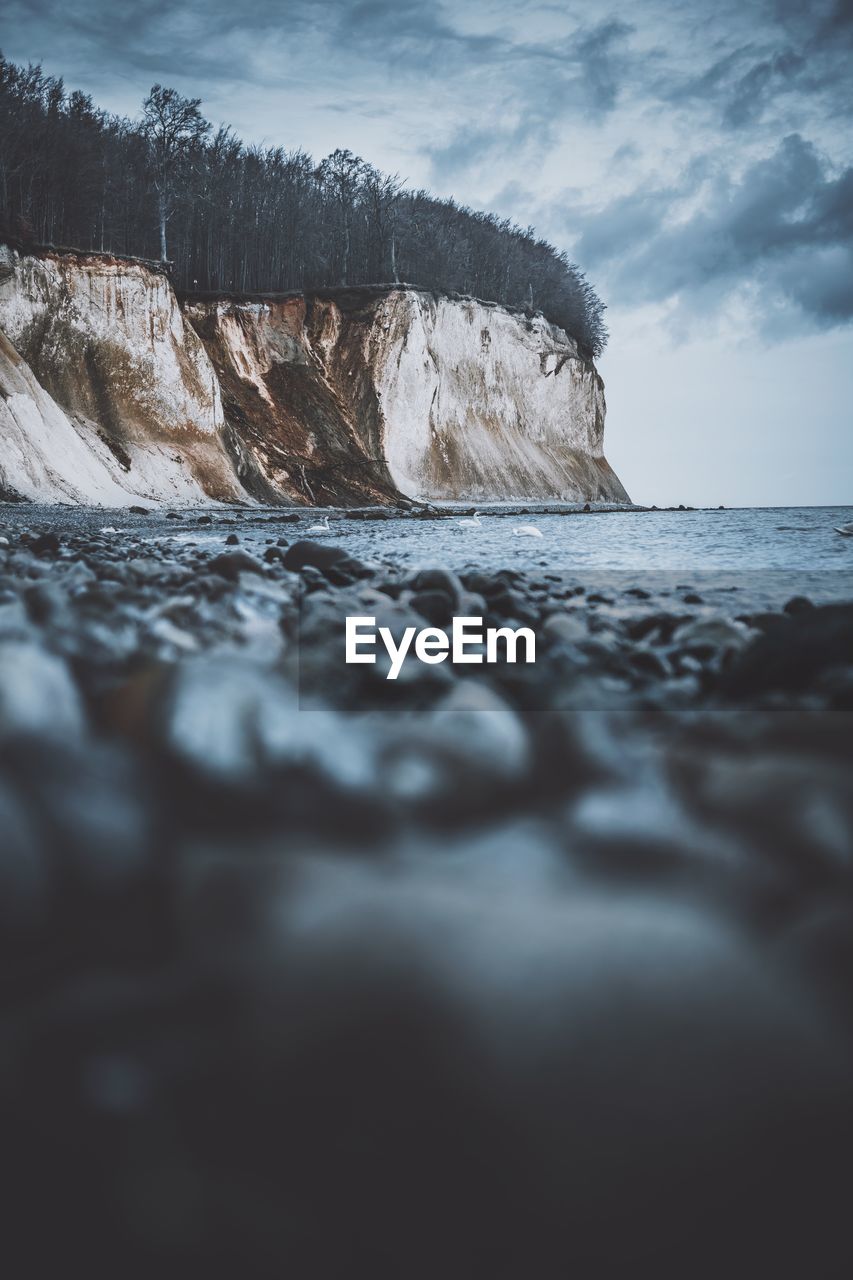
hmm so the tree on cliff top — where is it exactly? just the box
[141,85,209,262]
[0,56,608,355]
[315,150,368,286]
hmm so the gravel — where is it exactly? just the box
[1,506,852,1277]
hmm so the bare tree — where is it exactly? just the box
[362,165,402,282]
[141,84,209,262]
[0,56,608,355]
[315,149,367,285]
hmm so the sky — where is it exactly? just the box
[2,0,851,507]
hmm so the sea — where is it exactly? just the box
[3,503,853,574]
[305,505,853,573]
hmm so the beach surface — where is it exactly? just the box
[1,503,852,1276]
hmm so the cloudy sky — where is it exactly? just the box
[3,0,851,506]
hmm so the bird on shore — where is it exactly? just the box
[306,515,331,533]
[835,522,853,536]
[457,512,482,528]
[512,524,543,538]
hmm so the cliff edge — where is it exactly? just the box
[0,245,629,506]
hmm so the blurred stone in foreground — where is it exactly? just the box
[0,516,851,1277]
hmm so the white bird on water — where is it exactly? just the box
[457,512,482,528]
[306,515,331,534]
[512,524,543,538]
[835,522,853,536]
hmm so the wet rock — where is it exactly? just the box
[411,589,454,626]
[0,641,86,741]
[672,617,751,663]
[721,604,853,698]
[157,658,298,783]
[624,613,683,644]
[460,570,496,597]
[627,648,670,680]
[380,681,530,817]
[22,582,70,627]
[371,576,402,600]
[154,659,388,840]
[738,610,784,633]
[128,505,150,515]
[283,540,354,576]
[287,542,345,575]
[145,617,200,654]
[487,585,539,627]
[458,590,487,618]
[225,533,240,545]
[208,549,265,580]
[542,611,588,646]
[405,568,463,609]
[0,598,36,640]
[567,773,739,882]
[30,531,61,555]
[322,557,371,587]
[784,595,814,616]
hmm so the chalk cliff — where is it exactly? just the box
[183,291,401,506]
[0,244,629,506]
[0,244,245,504]
[368,291,626,502]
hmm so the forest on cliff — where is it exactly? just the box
[0,55,607,356]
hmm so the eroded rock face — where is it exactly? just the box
[0,330,143,504]
[0,245,243,504]
[0,245,628,507]
[369,291,629,503]
[184,293,401,507]
[189,286,630,506]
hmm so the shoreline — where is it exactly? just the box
[3,499,702,517]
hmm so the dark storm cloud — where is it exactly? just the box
[3,0,851,340]
[425,18,636,184]
[776,0,853,47]
[570,135,853,329]
[679,45,808,132]
[337,0,502,60]
[2,1,637,111]
[0,0,320,81]
[721,50,805,129]
[656,0,853,130]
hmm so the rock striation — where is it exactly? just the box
[0,244,628,506]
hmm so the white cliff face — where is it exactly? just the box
[0,246,244,504]
[0,247,628,507]
[189,286,628,506]
[367,292,628,503]
[0,330,139,503]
